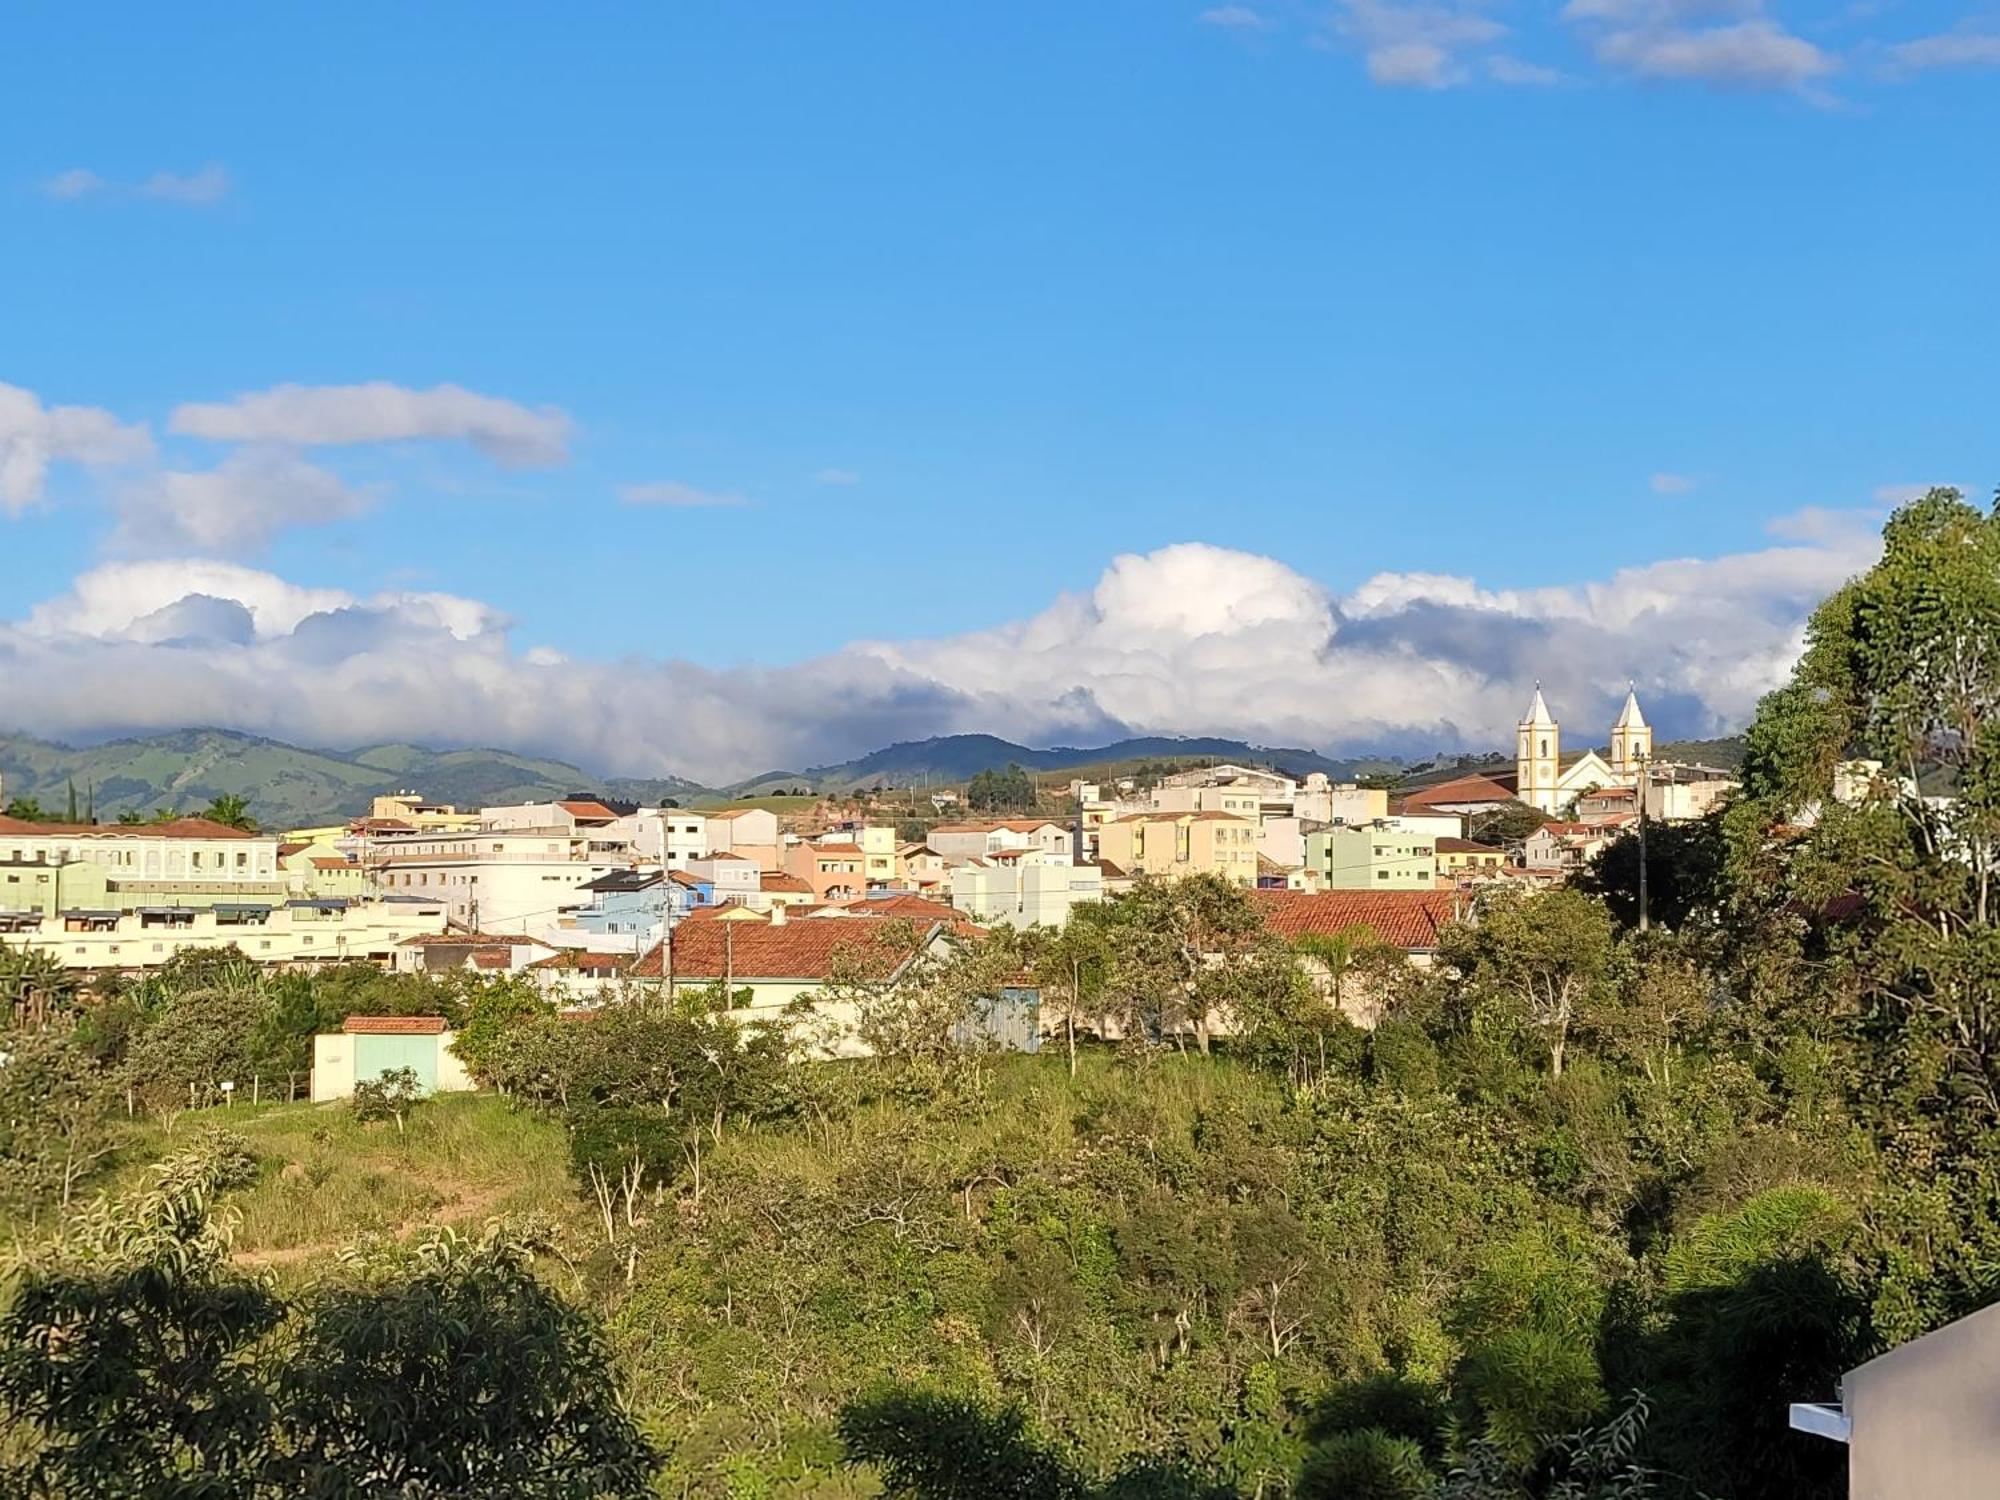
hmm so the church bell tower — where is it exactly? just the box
[1517,684,1560,815]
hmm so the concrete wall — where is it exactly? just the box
[311,1029,473,1103]
[1845,1301,2000,1499]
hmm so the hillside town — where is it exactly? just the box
[0,687,1750,1015]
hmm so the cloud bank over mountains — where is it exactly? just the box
[1,524,1877,785]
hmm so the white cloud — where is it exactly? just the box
[1486,53,1563,83]
[136,164,232,205]
[1565,0,1835,89]
[0,521,1880,784]
[171,382,572,467]
[1651,471,1695,495]
[38,164,231,205]
[0,383,155,516]
[40,169,107,200]
[1200,5,1271,28]
[112,449,376,554]
[1333,0,1508,87]
[618,480,751,509]
[1883,30,2000,74]
[813,468,861,487]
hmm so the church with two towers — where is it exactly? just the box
[1514,683,1653,816]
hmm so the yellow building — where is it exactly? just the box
[1435,837,1507,880]
[1094,811,1258,887]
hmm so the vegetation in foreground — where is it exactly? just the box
[4,489,2000,1496]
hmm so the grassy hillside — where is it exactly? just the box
[0,728,706,828]
[785,733,1395,793]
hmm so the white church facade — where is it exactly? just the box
[1515,684,1654,816]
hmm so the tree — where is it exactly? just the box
[350,1066,425,1136]
[1294,1430,1432,1500]
[1439,887,1615,1080]
[967,764,1036,814]
[268,1224,659,1498]
[199,795,257,832]
[0,1025,120,1219]
[0,1133,280,1496]
[1466,799,1551,849]
[0,946,82,1030]
[1025,914,1111,1077]
[1099,875,1267,1054]
[1578,815,1727,933]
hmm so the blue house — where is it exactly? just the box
[573,869,710,946]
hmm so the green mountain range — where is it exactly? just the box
[0,729,702,830]
[0,726,1743,832]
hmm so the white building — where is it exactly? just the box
[368,827,626,938]
[950,851,1103,928]
[0,896,447,972]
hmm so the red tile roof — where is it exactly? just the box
[632,918,937,982]
[558,800,620,821]
[470,951,513,969]
[1252,890,1461,952]
[531,950,629,973]
[1436,837,1500,854]
[397,932,548,947]
[309,856,352,870]
[809,842,866,856]
[760,871,813,892]
[343,1015,447,1034]
[1396,774,1519,810]
[0,815,258,840]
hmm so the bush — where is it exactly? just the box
[351,1067,426,1136]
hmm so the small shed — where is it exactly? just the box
[311,1015,473,1102]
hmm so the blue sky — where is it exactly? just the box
[0,3,1994,779]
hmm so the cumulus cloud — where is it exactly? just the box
[618,480,751,509]
[39,164,231,205]
[0,383,155,515]
[1332,0,1509,87]
[1882,29,2000,74]
[1564,0,1835,90]
[111,449,376,554]
[0,524,1880,785]
[170,382,572,467]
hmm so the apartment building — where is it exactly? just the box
[950,850,1104,927]
[367,827,626,936]
[0,895,447,972]
[927,819,1072,862]
[1305,821,1437,890]
[1094,811,1259,887]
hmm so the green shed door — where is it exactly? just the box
[352,1034,440,1092]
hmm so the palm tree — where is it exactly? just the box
[200,795,257,832]
[0,945,81,1029]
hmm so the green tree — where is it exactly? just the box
[350,1065,426,1136]
[268,1224,659,1497]
[0,1025,119,1219]
[966,764,1037,813]
[1438,887,1615,1080]
[0,1134,279,1497]
[199,794,257,832]
[1578,814,1727,933]
[1294,1430,1432,1500]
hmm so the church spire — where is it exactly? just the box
[1614,682,1648,730]
[1521,682,1556,729]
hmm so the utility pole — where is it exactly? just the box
[1636,752,1650,934]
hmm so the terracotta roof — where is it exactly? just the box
[558,800,620,821]
[760,871,813,893]
[470,951,513,969]
[1396,773,1519,810]
[343,1015,447,1034]
[1088,858,1129,878]
[397,931,547,947]
[633,918,938,982]
[309,857,352,870]
[1436,837,1500,854]
[1253,890,1460,951]
[843,893,965,921]
[278,841,308,858]
[668,870,708,887]
[530,950,628,973]
[809,842,866,856]
[0,815,258,841]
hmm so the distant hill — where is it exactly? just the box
[0,729,704,830]
[735,734,1401,795]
